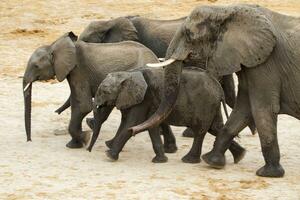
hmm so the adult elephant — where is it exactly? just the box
[23,32,176,149]
[60,16,255,136]
[129,4,300,177]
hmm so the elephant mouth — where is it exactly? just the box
[95,97,115,107]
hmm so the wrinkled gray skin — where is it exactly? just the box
[91,68,246,163]
[130,4,300,177]
[23,32,171,148]
[55,16,196,136]
[65,16,256,137]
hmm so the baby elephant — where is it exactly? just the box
[91,67,246,163]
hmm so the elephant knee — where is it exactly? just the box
[220,126,236,137]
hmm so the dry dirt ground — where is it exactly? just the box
[1,0,300,199]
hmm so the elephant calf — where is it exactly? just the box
[91,67,245,163]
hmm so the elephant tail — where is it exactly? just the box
[55,96,71,114]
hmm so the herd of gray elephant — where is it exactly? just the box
[23,4,300,178]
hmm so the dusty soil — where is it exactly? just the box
[1,0,300,199]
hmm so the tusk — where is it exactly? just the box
[23,83,31,92]
[147,58,176,68]
[158,58,165,62]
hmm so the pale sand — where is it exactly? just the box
[0,0,300,199]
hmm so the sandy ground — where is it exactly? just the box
[1,0,300,199]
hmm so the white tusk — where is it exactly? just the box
[147,58,176,68]
[158,58,165,62]
[23,83,31,92]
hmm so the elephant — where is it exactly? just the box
[129,4,300,177]
[72,16,256,136]
[90,67,246,163]
[23,31,176,150]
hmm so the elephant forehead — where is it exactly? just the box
[30,47,49,62]
[89,20,107,29]
[101,73,124,87]
[190,5,232,21]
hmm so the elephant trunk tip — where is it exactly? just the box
[87,147,92,152]
[27,138,32,142]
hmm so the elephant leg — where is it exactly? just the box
[87,106,114,152]
[105,124,133,161]
[181,127,206,164]
[160,123,177,153]
[67,107,91,149]
[222,74,257,135]
[250,106,283,177]
[202,76,253,168]
[222,74,236,108]
[149,127,168,163]
[182,127,194,138]
[86,117,95,130]
[106,106,148,161]
[247,87,283,177]
[208,109,246,164]
[105,112,126,149]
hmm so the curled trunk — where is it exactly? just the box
[128,61,183,135]
[23,80,32,141]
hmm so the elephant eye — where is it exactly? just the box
[34,64,39,69]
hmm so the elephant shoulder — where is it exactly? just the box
[141,68,164,92]
[182,68,223,98]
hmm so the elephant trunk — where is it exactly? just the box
[129,61,183,135]
[87,106,102,152]
[23,80,32,142]
[129,28,190,135]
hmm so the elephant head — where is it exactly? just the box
[88,71,147,151]
[94,71,147,110]
[23,32,78,141]
[79,17,138,43]
[129,5,277,134]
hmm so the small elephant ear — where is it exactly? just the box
[210,6,276,76]
[51,32,77,82]
[116,72,148,110]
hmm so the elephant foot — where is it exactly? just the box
[202,151,225,169]
[66,139,84,149]
[181,154,201,163]
[256,164,285,178]
[105,139,114,149]
[230,145,246,164]
[86,117,95,130]
[164,143,178,153]
[105,149,119,161]
[152,155,168,163]
[182,128,194,138]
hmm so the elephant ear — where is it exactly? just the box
[105,17,139,42]
[209,6,277,76]
[116,72,148,110]
[51,32,77,82]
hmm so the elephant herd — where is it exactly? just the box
[23,4,300,178]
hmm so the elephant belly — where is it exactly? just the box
[164,106,217,129]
